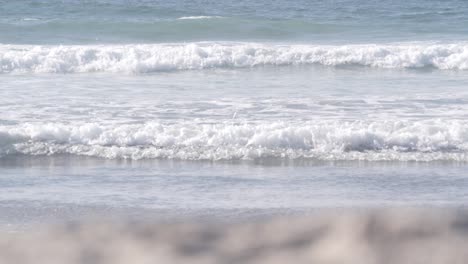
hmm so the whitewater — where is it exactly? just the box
[1,42,468,73]
[1,120,468,161]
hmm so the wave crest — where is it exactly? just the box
[2,120,468,161]
[1,42,468,73]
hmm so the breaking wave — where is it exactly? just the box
[2,120,468,161]
[1,42,468,73]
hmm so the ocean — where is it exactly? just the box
[1,0,468,228]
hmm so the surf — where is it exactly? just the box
[2,120,468,161]
[1,42,468,74]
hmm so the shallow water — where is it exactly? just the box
[2,68,468,161]
[1,156,468,228]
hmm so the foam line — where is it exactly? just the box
[1,42,468,73]
[2,120,468,161]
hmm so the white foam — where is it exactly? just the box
[1,42,468,73]
[177,16,223,20]
[21,18,40,21]
[2,120,468,161]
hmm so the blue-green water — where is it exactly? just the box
[2,0,468,44]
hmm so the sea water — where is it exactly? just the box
[1,0,468,226]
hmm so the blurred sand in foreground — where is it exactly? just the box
[1,210,468,264]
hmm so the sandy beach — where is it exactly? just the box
[2,209,468,264]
